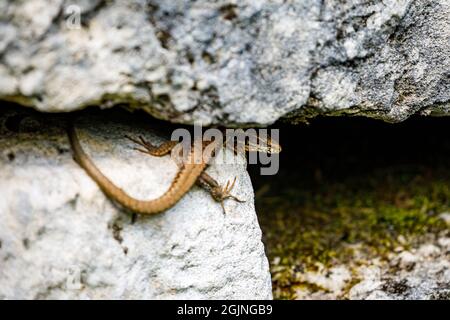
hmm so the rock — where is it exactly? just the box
[1,0,448,125]
[290,236,450,300]
[348,238,450,300]
[294,265,352,300]
[0,106,272,299]
[439,212,450,226]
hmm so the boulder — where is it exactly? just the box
[1,0,448,125]
[0,106,272,299]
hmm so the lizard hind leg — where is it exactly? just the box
[215,177,246,214]
[196,174,246,214]
[222,177,246,202]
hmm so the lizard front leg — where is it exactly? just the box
[127,135,245,213]
[125,135,178,156]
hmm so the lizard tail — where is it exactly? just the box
[67,121,202,215]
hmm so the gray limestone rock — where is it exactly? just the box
[0,107,272,299]
[0,0,448,125]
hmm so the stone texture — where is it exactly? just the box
[1,0,449,125]
[348,237,450,300]
[291,233,450,300]
[0,106,272,299]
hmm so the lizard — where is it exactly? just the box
[124,134,243,213]
[67,121,280,215]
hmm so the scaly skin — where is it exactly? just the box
[125,134,243,206]
[68,123,280,215]
[68,123,217,215]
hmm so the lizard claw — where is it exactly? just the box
[217,177,246,214]
[125,135,156,151]
[126,135,178,157]
[124,134,140,145]
[223,177,246,202]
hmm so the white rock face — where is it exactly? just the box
[1,0,449,125]
[0,107,272,299]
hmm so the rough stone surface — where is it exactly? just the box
[291,233,450,300]
[0,106,272,299]
[348,236,450,300]
[1,0,449,125]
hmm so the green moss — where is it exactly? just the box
[257,166,449,299]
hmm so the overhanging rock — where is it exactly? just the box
[1,0,449,125]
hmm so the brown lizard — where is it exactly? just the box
[68,123,248,215]
[124,134,245,213]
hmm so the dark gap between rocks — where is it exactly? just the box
[249,116,450,299]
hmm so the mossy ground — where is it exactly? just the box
[250,118,450,299]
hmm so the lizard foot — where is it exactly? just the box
[213,177,246,214]
[125,134,157,154]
